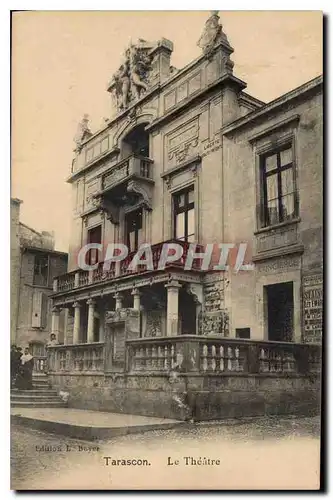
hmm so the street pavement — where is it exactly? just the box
[11,415,321,490]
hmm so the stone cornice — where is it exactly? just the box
[247,114,300,143]
[67,146,120,183]
[160,155,201,179]
[146,73,247,132]
[252,244,304,263]
[222,75,323,137]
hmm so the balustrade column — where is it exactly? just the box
[165,280,182,336]
[51,306,60,339]
[114,292,123,310]
[73,302,81,344]
[87,299,96,343]
[131,288,141,311]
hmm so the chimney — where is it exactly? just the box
[149,38,174,86]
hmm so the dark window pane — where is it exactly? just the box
[187,209,195,238]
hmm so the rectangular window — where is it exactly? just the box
[235,328,251,339]
[173,186,195,242]
[125,209,143,253]
[260,144,297,228]
[87,225,102,266]
[33,254,49,287]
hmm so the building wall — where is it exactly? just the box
[223,88,323,342]
[15,250,68,350]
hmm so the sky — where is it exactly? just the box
[11,11,323,252]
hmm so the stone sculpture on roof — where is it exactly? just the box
[73,114,92,148]
[197,11,227,57]
[110,39,155,112]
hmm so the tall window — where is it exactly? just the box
[87,225,102,266]
[173,186,195,242]
[125,208,143,253]
[261,144,297,228]
[33,254,49,286]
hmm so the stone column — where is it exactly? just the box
[73,302,81,344]
[63,308,69,345]
[165,280,182,336]
[87,299,96,343]
[51,306,60,339]
[131,288,141,311]
[114,292,123,311]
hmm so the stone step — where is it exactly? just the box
[11,394,61,402]
[11,401,68,408]
[11,389,57,396]
[32,383,51,389]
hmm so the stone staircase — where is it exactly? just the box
[11,374,67,408]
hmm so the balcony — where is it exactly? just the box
[92,153,154,224]
[54,239,204,294]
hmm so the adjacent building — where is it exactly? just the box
[11,198,68,361]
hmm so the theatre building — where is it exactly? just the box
[47,12,323,419]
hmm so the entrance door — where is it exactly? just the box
[266,282,294,342]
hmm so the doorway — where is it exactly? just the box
[266,282,294,342]
[179,289,197,335]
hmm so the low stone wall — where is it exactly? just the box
[48,371,321,421]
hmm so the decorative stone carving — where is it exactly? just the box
[204,280,225,312]
[168,138,199,164]
[92,194,120,225]
[109,40,155,112]
[186,283,203,305]
[127,179,153,211]
[73,114,92,149]
[105,308,139,323]
[145,310,163,337]
[198,310,230,336]
[197,11,229,58]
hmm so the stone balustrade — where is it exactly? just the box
[33,355,48,373]
[126,336,321,376]
[47,343,105,373]
[102,153,153,191]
